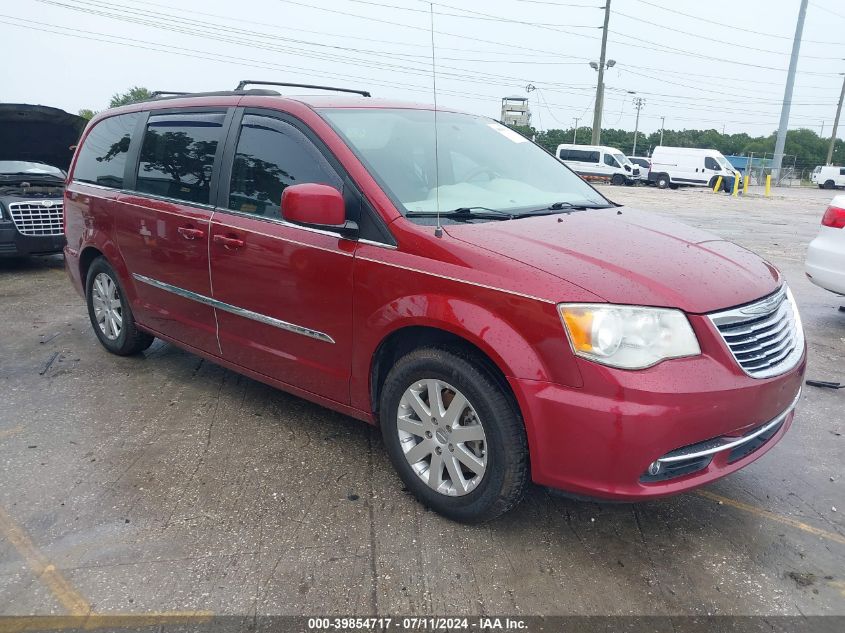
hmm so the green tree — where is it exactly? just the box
[78,108,97,120]
[109,86,153,108]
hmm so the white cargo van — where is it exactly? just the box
[816,165,845,189]
[649,147,739,189]
[556,144,640,185]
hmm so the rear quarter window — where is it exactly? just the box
[136,112,226,205]
[73,112,142,188]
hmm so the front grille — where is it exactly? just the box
[708,285,804,379]
[7,200,64,236]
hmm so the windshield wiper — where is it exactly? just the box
[514,201,613,217]
[405,206,514,220]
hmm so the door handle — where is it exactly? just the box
[177,226,205,240]
[213,234,245,250]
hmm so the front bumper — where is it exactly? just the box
[0,221,65,256]
[511,331,806,501]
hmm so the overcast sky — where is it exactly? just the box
[2,0,844,138]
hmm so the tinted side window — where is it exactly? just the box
[840,168,845,176]
[73,113,142,188]
[558,149,570,160]
[603,154,619,168]
[587,151,600,163]
[705,157,720,170]
[228,115,341,217]
[136,112,225,204]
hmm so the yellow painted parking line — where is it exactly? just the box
[0,613,213,633]
[696,490,845,546]
[0,426,24,441]
[0,506,91,615]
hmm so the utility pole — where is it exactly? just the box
[659,116,665,147]
[591,0,612,145]
[632,96,644,155]
[772,0,809,182]
[573,118,580,143]
[826,73,845,165]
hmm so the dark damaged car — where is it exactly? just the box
[0,104,85,256]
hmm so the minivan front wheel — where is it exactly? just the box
[611,174,626,186]
[380,348,528,523]
[86,257,154,355]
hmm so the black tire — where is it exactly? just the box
[708,176,719,190]
[611,174,626,186]
[824,179,836,190]
[379,347,529,523]
[85,257,154,355]
[655,173,670,189]
[669,183,680,190]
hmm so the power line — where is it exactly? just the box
[632,0,845,46]
[613,9,837,60]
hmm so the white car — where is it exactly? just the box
[806,195,845,296]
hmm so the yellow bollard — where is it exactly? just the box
[732,174,740,197]
[765,174,772,197]
[743,174,750,194]
[713,176,723,193]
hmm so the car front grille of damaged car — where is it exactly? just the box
[8,199,64,236]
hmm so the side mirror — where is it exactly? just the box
[281,183,358,239]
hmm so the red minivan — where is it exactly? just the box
[64,83,806,522]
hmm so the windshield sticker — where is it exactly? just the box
[488,122,529,144]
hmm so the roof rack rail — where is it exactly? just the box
[235,80,371,98]
[149,91,190,98]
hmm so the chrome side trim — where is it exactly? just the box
[358,238,398,250]
[355,256,556,304]
[656,389,801,465]
[132,273,335,344]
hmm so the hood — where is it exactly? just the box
[444,207,780,314]
[0,104,86,171]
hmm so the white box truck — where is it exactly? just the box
[648,147,739,190]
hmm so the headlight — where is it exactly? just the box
[558,304,701,369]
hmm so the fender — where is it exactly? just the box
[350,292,584,413]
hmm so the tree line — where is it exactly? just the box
[510,124,845,173]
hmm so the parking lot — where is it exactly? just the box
[0,184,843,619]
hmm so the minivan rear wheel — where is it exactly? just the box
[85,257,154,355]
[379,347,529,523]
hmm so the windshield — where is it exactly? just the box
[320,108,608,218]
[714,155,732,170]
[0,160,65,177]
[613,153,632,167]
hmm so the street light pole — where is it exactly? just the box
[591,0,612,145]
[659,116,665,147]
[772,0,809,182]
[573,117,580,143]
[826,73,845,165]
[632,96,644,156]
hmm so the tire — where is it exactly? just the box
[379,347,529,523]
[655,174,670,189]
[85,257,154,355]
[824,180,836,190]
[669,183,680,190]
[611,174,626,186]
[708,176,719,190]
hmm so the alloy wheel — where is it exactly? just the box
[396,379,487,496]
[91,272,123,341]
